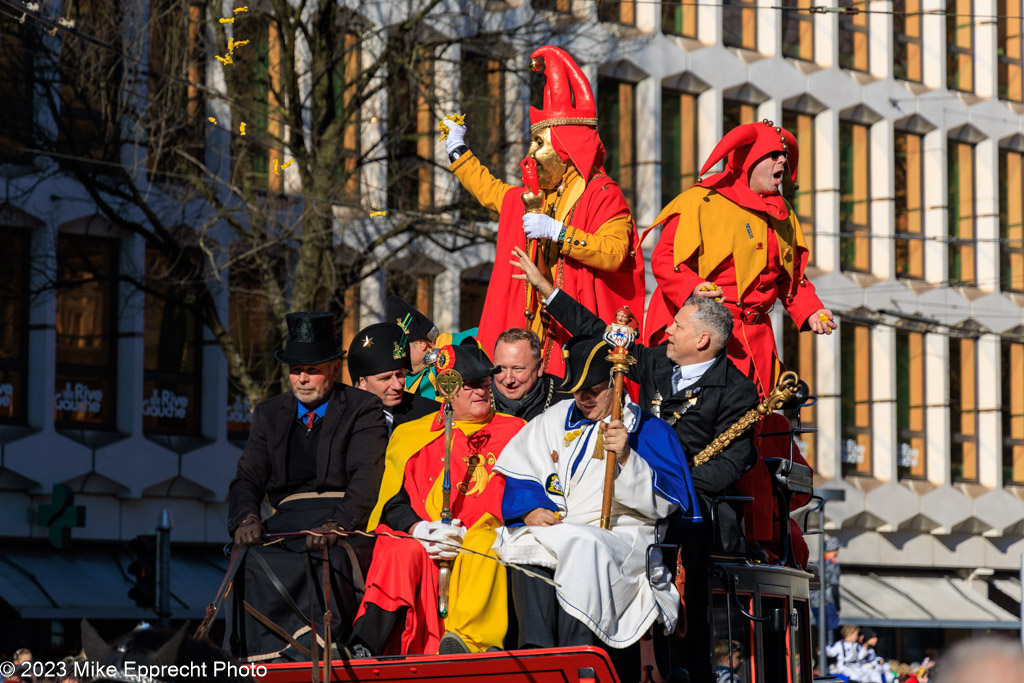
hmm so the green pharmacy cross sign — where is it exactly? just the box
[37,484,86,548]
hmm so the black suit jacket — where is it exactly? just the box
[390,391,438,431]
[227,383,388,535]
[545,290,759,497]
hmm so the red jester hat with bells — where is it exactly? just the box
[528,45,605,181]
[697,120,799,221]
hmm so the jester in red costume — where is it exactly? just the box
[644,120,836,399]
[442,45,645,377]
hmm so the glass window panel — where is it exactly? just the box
[598,78,637,210]
[896,330,927,480]
[948,140,977,285]
[950,336,979,481]
[598,0,636,24]
[1000,149,1024,292]
[460,51,506,221]
[55,235,119,428]
[387,48,435,211]
[662,0,698,37]
[782,317,817,469]
[840,122,870,272]
[998,0,1023,101]
[781,0,814,61]
[1003,339,1024,484]
[947,0,974,92]
[0,228,30,423]
[723,0,758,50]
[894,0,923,82]
[661,89,699,207]
[841,323,872,476]
[838,0,869,72]
[782,109,815,264]
[0,10,35,163]
[895,132,925,279]
[226,266,282,438]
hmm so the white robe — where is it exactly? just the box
[492,399,679,648]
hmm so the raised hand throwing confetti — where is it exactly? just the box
[437,113,466,141]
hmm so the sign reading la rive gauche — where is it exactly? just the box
[141,388,189,419]
[53,382,104,414]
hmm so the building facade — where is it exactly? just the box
[1,0,1024,657]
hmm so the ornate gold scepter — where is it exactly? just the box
[691,371,801,467]
[520,156,545,326]
[599,307,638,530]
[434,365,464,619]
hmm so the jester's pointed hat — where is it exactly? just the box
[698,120,800,221]
[528,45,605,181]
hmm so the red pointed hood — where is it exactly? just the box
[698,121,799,220]
[528,45,604,181]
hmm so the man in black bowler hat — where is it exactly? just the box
[348,322,437,434]
[385,294,441,400]
[225,311,388,661]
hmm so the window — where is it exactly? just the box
[227,14,274,189]
[946,0,974,92]
[147,0,205,181]
[326,31,362,201]
[662,0,697,38]
[999,148,1024,292]
[722,99,757,136]
[838,0,869,72]
[1003,337,1024,484]
[841,322,872,476]
[949,333,979,481]
[782,318,817,469]
[59,0,123,163]
[143,248,201,435]
[998,0,1023,101]
[896,330,926,480]
[662,89,699,206]
[460,50,505,220]
[385,256,442,322]
[0,228,30,424]
[55,235,119,429]
[460,263,492,330]
[948,139,977,285]
[893,0,923,82]
[839,121,870,272]
[782,109,815,263]
[387,48,435,212]
[226,266,282,438]
[597,77,637,209]
[781,0,814,61]
[0,10,35,163]
[895,132,925,279]
[534,0,571,11]
[723,0,757,50]
[598,0,636,24]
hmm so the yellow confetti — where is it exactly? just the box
[819,312,829,322]
[208,116,217,124]
[239,122,246,135]
[215,54,234,66]
[233,5,248,12]
[219,17,234,23]
[370,211,386,218]
[438,121,450,141]
[228,38,249,53]
[281,160,293,170]
[272,159,279,176]
[445,113,466,125]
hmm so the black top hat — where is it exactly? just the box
[385,295,437,342]
[274,311,345,365]
[347,323,412,380]
[433,341,498,387]
[559,336,613,393]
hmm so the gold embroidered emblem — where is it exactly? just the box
[458,452,495,496]
[361,335,373,348]
[563,428,584,446]
[393,341,406,359]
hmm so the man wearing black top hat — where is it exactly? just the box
[385,294,441,400]
[225,311,388,661]
[348,322,437,434]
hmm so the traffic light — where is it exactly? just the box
[127,534,157,608]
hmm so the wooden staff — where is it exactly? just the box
[600,307,637,530]
[434,368,463,618]
[691,371,801,467]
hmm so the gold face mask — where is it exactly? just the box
[527,127,568,190]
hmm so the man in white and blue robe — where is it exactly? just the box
[492,336,701,650]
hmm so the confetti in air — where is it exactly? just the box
[228,38,249,53]
[370,211,387,218]
[208,116,217,124]
[234,5,249,12]
[272,159,280,176]
[219,17,234,23]
[281,160,293,170]
[216,54,234,66]
[239,122,246,135]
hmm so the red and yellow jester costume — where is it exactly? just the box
[450,46,645,377]
[644,121,824,399]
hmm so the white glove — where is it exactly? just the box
[411,519,466,560]
[444,121,467,157]
[523,213,563,241]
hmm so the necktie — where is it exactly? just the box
[671,365,683,393]
[303,411,316,431]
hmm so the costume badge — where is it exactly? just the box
[545,473,564,496]
[361,335,373,348]
[393,341,406,360]
[550,449,559,464]
[563,428,584,446]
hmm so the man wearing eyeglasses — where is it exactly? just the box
[347,343,525,658]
